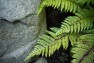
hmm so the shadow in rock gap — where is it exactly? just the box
[46,7,73,30]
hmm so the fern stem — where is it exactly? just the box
[78,45,94,63]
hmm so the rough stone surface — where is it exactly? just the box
[0,0,41,22]
[0,0,47,63]
[34,57,48,63]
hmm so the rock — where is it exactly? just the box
[34,57,48,63]
[0,0,41,22]
[0,0,47,63]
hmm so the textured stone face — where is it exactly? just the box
[0,0,47,63]
[0,0,41,22]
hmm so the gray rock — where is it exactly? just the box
[0,15,46,63]
[0,0,41,22]
[0,0,47,63]
[34,57,48,63]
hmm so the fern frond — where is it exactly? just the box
[45,27,60,38]
[75,9,94,19]
[24,35,55,61]
[69,33,79,46]
[61,35,69,49]
[77,0,94,4]
[37,0,81,15]
[60,0,80,13]
[71,34,94,63]
[82,29,94,34]
[24,27,80,61]
[56,9,94,36]
[50,27,60,33]
[25,31,70,61]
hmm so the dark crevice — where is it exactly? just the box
[46,7,73,30]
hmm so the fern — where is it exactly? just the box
[37,0,81,15]
[71,34,94,63]
[83,29,94,34]
[25,28,79,61]
[56,9,94,36]
[77,0,94,4]
[69,33,79,46]
[25,0,94,63]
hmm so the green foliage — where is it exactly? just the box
[77,0,94,4]
[56,9,94,36]
[25,28,75,61]
[71,34,94,63]
[37,0,81,15]
[83,29,94,34]
[25,0,94,63]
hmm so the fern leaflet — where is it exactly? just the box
[77,0,94,4]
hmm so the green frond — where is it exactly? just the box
[83,29,94,34]
[25,33,70,61]
[24,35,55,61]
[25,28,77,61]
[37,0,81,15]
[61,35,69,49]
[77,0,94,4]
[71,34,94,63]
[56,9,94,36]
[50,27,60,33]
[75,9,94,19]
[45,27,60,38]
[69,33,79,46]
[60,0,80,13]
[45,30,56,38]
